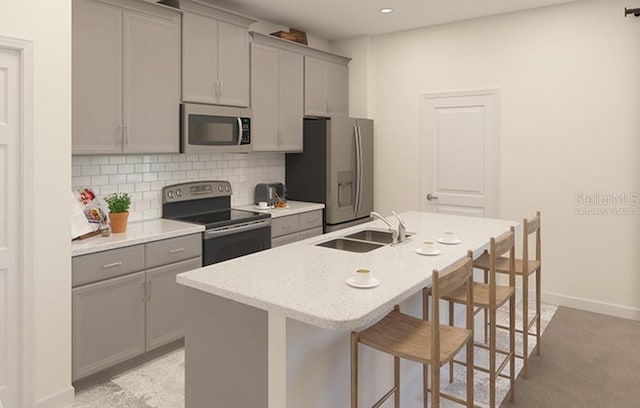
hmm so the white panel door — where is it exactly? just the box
[0,46,20,408]
[421,90,499,217]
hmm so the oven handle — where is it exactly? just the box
[204,219,271,240]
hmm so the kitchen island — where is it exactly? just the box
[177,211,515,407]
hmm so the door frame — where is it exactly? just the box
[420,88,500,217]
[0,35,34,408]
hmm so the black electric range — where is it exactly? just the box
[162,181,271,266]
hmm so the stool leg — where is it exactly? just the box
[484,269,489,344]
[431,363,440,408]
[449,301,454,383]
[466,333,474,408]
[351,332,358,408]
[536,267,541,356]
[509,295,515,403]
[522,274,529,379]
[394,356,400,408]
[489,306,496,408]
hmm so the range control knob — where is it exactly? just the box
[225,185,230,192]
[218,185,223,192]
[167,191,174,199]
[176,189,182,197]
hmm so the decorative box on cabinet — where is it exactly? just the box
[180,0,255,107]
[271,210,323,248]
[251,33,304,152]
[72,233,201,382]
[72,0,181,154]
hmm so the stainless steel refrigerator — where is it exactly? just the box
[285,117,373,232]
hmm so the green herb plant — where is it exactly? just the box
[104,192,132,213]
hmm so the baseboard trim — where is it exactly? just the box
[541,291,640,321]
[34,386,75,408]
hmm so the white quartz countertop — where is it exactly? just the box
[72,218,204,257]
[177,211,516,331]
[234,200,324,218]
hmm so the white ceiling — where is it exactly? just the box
[204,0,579,40]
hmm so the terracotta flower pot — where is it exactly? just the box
[109,211,129,233]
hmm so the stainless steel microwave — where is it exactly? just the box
[181,103,251,153]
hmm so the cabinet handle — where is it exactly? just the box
[116,126,122,144]
[219,80,223,96]
[214,81,218,97]
[141,282,146,302]
[169,247,185,254]
[124,126,129,144]
[147,281,152,301]
[102,261,123,269]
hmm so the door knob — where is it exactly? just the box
[426,193,439,201]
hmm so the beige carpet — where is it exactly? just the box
[500,306,640,408]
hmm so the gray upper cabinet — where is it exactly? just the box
[304,55,349,118]
[251,35,304,152]
[72,0,180,155]
[181,0,255,107]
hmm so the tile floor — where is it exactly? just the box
[74,302,557,408]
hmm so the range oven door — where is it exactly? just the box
[202,219,271,266]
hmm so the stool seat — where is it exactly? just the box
[474,253,540,276]
[359,309,472,366]
[444,282,514,309]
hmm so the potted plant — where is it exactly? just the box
[104,192,131,233]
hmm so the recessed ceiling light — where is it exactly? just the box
[379,8,393,14]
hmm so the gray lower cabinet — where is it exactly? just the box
[146,257,201,350]
[72,271,146,381]
[72,233,202,382]
[271,210,323,248]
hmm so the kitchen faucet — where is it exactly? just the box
[370,211,407,245]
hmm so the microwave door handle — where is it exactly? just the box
[237,117,243,145]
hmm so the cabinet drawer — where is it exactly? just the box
[145,234,202,269]
[272,233,300,248]
[299,227,323,241]
[299,210,322,231]
[72,245,145,288]
[271,215,300,238]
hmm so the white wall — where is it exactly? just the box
[0,0,73,406]
[332,0,640,317]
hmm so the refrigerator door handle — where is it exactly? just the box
[354,125,363,213]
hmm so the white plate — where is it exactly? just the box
[347,277,380,289]
[255,205,272,210]
[437,237,462,245]
[415,248,441,256]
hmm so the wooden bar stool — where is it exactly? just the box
[428,227,516,408]
[351,251,475,408]
[474,211,541,378]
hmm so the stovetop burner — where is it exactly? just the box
[176,209,268,229]
[161,181,270,229]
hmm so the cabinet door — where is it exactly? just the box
[182,11,218,104]
[72,272,146,381]
[123,10,180,153]
[146,257,202,351]
[218,22,250,107]
[304,56,328,117]
[250,43,279,151]
[277,49,304,152]
[72,0,123,154]
[326,61,349,117]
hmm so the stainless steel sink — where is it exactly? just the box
[315,238,385,253]
[344,229,413,244]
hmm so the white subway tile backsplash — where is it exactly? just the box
[72,152,285,221]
